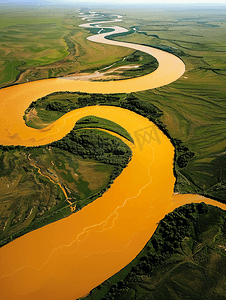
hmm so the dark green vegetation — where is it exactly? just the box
[0,124,132,248]
[51,126,132,168]
[108,50,158,80]
[24,91,162,129]
[87,27,114,35]
[85,203,226,300]
[82,49,159,79]
[24,92,126,128]
[74,115,134,143]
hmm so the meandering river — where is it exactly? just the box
[0,11,225,300]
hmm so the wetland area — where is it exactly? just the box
[0,4,226,300]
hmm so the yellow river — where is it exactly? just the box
[0,14,225,300]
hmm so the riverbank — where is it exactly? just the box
[84,202,226,300]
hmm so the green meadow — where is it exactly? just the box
[109,7,226,202]
[0,7,136,88]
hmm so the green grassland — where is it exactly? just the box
[0,8,137,88]
[0,7,159,88]
[85,203,226,300]
[0,122,132,248]
[135,79,226,201]
[106,8,226,202]
[74,115,134,143]
[0,7,72,87]
[79,49,159,81]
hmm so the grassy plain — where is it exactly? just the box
[81,49,158,81]
[107,7,226,202]
[0,7,136,88]
[0,145,114,247]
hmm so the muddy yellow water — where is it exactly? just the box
[0,32,225,300]
[0,105,226,299]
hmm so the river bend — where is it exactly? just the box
[0,11,225,300]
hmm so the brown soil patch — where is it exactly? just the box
[25,108,38,122]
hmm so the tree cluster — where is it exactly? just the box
[51,128,132,168]
[174,138,195,168]
[121,94,163,121]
